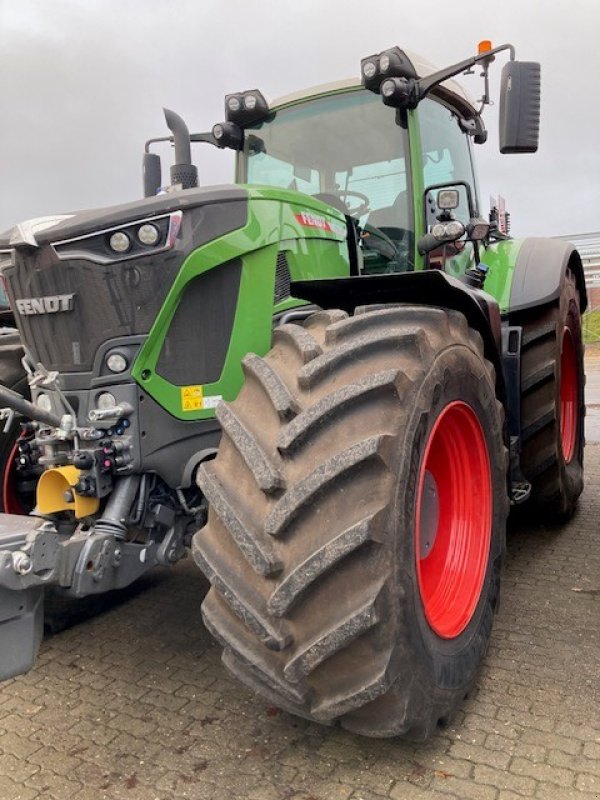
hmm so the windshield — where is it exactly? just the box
[242,90,412,269]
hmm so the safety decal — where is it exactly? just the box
[181,385,203,411]
[180,386,222,412]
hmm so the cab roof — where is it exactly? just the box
[271,50,478,118]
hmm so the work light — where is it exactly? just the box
[380,77,414,108]
[437,190,460,211]
[361,47,417,94]
[212,122,244,150]
[224,90,269,125]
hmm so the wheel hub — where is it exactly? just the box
[415,401,492,639]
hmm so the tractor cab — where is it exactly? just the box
[229,69,484,279]
[238,85,415,275]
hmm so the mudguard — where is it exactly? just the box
[508,237,587,314]
[291,270,507,407]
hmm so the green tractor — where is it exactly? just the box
[0,43,586,739]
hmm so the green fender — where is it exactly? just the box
[481,237,587,315]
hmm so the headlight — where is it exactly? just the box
[109,232,131,253]
[137,223,160,246]
[106,353,128,373]
[379,54,390,73]
[244,94,257,111]
[96,392,117,410]
[53,211,181,266]
[227,96,241,113]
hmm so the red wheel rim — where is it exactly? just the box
[415,401,492,639]
[2,438,25,514]
[560,327,578,464]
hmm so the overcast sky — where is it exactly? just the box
[0,0,598,238]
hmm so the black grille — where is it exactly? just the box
[6,247,184,373]
[156,258,242,386]
[274,252,291,304]
[4,202,248,374]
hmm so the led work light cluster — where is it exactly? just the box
[53,211,182,265]
[211,90,269,151]
[224,90,269,125]
[361,47,419,108]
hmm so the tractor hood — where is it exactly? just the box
[0,186,252,374]
[0,185,248,249]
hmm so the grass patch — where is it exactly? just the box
[583,310,600,344]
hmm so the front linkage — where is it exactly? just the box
[0,371,201,678]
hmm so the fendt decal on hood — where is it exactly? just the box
[15,294,75,316]
[295,211,346,237]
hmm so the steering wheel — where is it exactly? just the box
[336,190,370,217]
[314,190,370,218]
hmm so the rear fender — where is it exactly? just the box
[507,237,587,314]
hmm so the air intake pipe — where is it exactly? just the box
[164,108,198,190]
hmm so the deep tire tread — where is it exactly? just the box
[216,403,284,494]
[197,464,282,576]
[194,305,508,738]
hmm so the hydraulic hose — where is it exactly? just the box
[0,385,62,428]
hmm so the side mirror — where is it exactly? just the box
[142,152,162,198]
[499,61,541,154]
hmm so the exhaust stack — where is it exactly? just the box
[163,108,198,190]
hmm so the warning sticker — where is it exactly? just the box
[181,385,203,411]
[180,386,222,412]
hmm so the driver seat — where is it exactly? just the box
[366,191,409,240]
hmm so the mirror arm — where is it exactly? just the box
[145,132,219,154]
[415,43,516,105]
[144,136,171,153]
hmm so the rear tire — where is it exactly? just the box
[193,306,509,738]
[0,329,31,513]
[515,270,584,519]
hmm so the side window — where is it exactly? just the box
[419,98,478,274]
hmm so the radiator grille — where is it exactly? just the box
[156,259,242,386]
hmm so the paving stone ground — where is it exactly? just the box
[0,368,598,799]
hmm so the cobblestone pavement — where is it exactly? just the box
[0,400,598,799]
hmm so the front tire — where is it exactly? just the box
[193,306,509,738]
